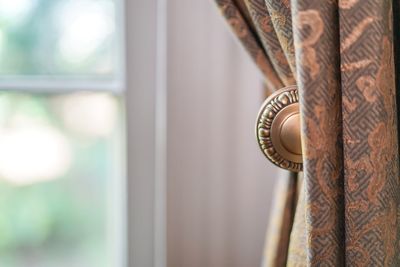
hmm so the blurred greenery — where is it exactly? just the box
[0,0,116,76]
[0,92,120,267]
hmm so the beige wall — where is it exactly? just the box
[167,1,280,266]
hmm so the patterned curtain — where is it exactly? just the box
[214,0,400,266]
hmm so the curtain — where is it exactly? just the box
[214,0,400,266]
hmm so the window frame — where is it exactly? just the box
[125,0,167,267]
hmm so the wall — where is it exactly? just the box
[167,1,280,266]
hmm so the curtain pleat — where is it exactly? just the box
[262,171,298,267]
[243,0,295,86]
[264,0,296,76]
[214,0,400,266]
[339,0,400,265]
[291,1,345,266]
[214,0,283,91]
[287,174,306,267]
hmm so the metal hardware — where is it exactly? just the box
[256,85,303,172]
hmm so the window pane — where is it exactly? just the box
[0,92,124,267]
[0,0,118,77]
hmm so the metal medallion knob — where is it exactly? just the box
[255,85,303,172]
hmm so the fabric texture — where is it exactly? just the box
[262,171,298,267]
[292,1,345,266]
[215,0,400,266]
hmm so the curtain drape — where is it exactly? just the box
[214,0,400,266]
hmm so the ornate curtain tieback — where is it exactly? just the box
[255,85,303,172]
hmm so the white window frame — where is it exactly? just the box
[125,0,167,267]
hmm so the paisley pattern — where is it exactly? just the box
[215,0,400,266]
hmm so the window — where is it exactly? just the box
[0,1,125,267]
[0,0,120,77]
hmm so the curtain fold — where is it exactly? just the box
[215,0,283,91]
[292,1,345,265]
[262,171,298,267]
[264,0,296,76]
[338,1,400,265]
[287,173,306,266]
[214,0,400,266]
[243,0,296,86]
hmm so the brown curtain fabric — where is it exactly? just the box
[215,0,283,91]
[292,1,345,266]
[215,0,400,266]
[263,171,298,267]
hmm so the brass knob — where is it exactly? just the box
[255,85,303,172]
